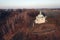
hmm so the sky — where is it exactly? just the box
[0,0,60,9]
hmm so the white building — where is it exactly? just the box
[35,11,47,24]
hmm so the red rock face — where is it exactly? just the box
[0,9,60,40]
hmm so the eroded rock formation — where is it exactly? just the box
[0,9,60,40]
